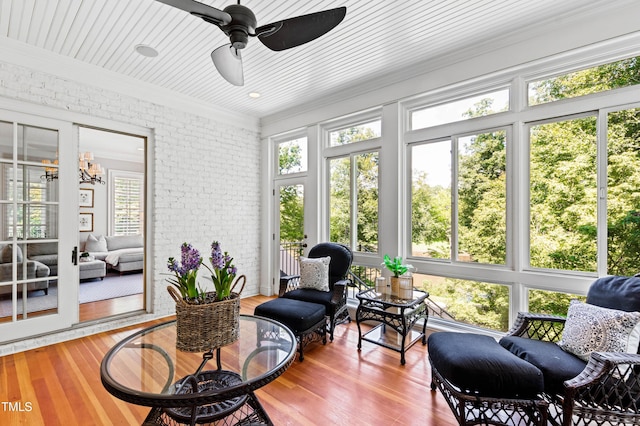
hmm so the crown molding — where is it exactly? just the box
[0,37,259,132]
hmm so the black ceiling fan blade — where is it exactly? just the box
[256,6,346,52]
[154,0,231,26]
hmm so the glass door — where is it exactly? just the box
[0,112,76,341]
[277,182,307,280]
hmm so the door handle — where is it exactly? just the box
[72,246,78,265]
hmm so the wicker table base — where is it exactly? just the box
[143,390,271,426]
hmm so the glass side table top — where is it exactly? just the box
[356,288,429,307]
[100,314,296,408]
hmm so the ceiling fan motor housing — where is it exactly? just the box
[222,4,257,49]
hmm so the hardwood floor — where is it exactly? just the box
[0,295,457,425]
[79,293,144,322]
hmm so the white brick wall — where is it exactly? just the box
[0,61,262,354]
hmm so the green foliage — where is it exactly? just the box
[530,56,640,104]
[289,58,640,330]
[278,143,302,174]
[412,58,640,329]
[419,276,510,331]
[279,184,304,242]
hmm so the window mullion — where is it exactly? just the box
[350,154,358,251]
[451,138,459,261]
[596,111,608,275]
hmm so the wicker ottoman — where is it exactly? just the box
[254,298,326,361]
[428,332,548,426]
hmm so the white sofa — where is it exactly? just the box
[85,234,144,273]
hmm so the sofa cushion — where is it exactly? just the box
[85,234,108,252]
[587,275,640,315]
[26,242,57,257]
[254,298,326,333]
[29,254,58,267]
[0,245,23,263]
[558,300,640,361]
[500,336,587,394]
[105,235,143,251]
[282,288,333,307]
[429,332,544,398]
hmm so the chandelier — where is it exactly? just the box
[41,159,58,182]
[79,152,106,185]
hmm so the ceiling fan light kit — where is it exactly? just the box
[155,0,346,86]
[211,44,244,86]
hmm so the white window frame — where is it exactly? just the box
[322,110,382,259]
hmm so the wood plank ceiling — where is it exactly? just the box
[0,0,624,118]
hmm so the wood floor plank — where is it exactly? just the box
[0,295,458,425]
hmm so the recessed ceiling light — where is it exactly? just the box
[135,44,158,58]
[248,92,261,98]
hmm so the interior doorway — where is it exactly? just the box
[77,127,146,322]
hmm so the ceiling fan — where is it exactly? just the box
[155,0,347,86]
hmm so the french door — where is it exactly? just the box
[0,110,77,342]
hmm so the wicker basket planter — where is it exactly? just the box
[167,275,246,352]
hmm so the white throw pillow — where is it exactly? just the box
[85,234,108,253]
[299,256,331,291]
[558,300,640,361]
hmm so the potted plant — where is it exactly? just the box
[166,241,245,352]
[167,242,205,303]
[382,254,413,296]
[203,241,238,301]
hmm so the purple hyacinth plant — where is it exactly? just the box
[205,241,237,301]
[167,242,203,301]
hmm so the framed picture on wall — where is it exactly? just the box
[79,213,93,232]
[79,188,94,208]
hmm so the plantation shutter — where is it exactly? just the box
[113,175,143,236]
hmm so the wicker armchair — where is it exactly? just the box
[279,242,353,341]
[501,276,640,426]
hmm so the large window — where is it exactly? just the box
[411,129,507,264]
[404,53,640,331]
[305,48,640,333]
[327,117,381,253]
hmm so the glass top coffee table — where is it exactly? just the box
[100,314,296,425]
[356,288,429,365]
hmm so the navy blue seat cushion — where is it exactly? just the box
[587,275,640,315]
[500,336,587,394]
[282,288,333,307]
[254,298,326,334]
[428,332,544,398]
